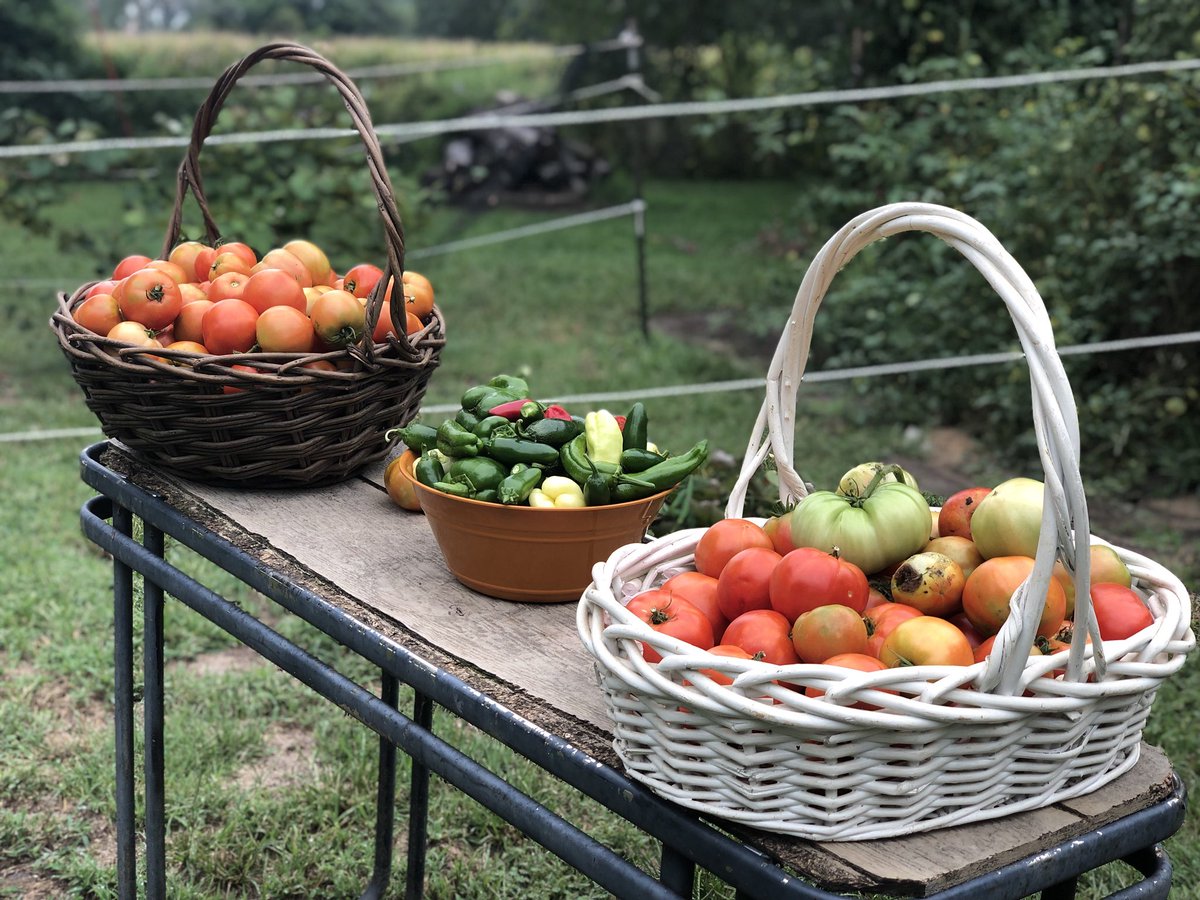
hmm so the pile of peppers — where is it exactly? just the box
[390,373,709,507]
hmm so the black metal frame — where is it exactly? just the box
[80,442,1185,900]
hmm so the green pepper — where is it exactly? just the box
[436,419,481,458]
[446,456,508,494]
[619,447,666,473]
[611,439,710,502]
[583,459,612,506]
[470,389,525,418]
[455,407,483,431]
[518,400,545,423]
[460,384,493,411]
[486,373,530,396]
[560,434,618,484]
[584,410,624,467]
[486,436,562,469]
[432,481,471,497]
[387,422,438,454]
[498,465,543,505]
[519,416,583,447]
[413,452,445,488]
[474,489,499,504]
[472,415,515,441]
[622,401,648,452]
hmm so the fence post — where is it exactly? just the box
[620,18,651,339]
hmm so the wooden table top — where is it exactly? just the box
[100,445,1179,898]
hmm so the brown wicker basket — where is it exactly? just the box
[50,43,445,487]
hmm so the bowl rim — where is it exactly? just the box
[396,449,673,512]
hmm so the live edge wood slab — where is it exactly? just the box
[99,444,1178,898]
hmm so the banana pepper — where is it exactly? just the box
[584,409,624,467]
[528,475,586,509]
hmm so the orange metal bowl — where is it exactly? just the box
[396,451,670,603]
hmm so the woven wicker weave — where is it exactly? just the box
[50,43,445,486]
[578,203,1194,841]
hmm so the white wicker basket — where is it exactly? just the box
[577,202,1194,841]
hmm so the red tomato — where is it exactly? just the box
[173,299,214,344]
[207,271,249,303]
[694,518,773,578]
[805,652,890,708]
[721,609,799,666]
[343,262,384,299]
[85,279,119,299]
[405,310,423,335]
[1089,583,1154,640]
[74,293,122,335]
[242,267,307,314]
[310,289,367,348]
[255,248,312,287]
[863,602,923,658]
[145,258,189,285]
[693,644,754,686]
[962,556,1067,638]
[118,268,182,330]
[937,487,992,540]
[716,547,783,622]
[769,547,869,622]
[208,251,254,280]
[791,604,869,663]
[222,363,261,395]
[660,572,726,638]
[625,590,715,663]
[256,305,314,353]
[762,509,797,555]
[192,246,218,282]
[401,270,435,319]
[947,611,986,649]
[879,616,975,667]
[112,254,152,280]
[202,299,259,355]
[214,241,257,268]
[167,240,208,279]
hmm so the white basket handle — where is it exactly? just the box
[726,203,1103,692]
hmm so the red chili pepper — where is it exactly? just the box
[488,397,534,419]
[615,415,626,429]
[543,404,572,420]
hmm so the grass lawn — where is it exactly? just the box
[1,174,1195,898]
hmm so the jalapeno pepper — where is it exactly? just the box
[386,422,438,454]
[611,439,710,502]
[621,401,648,451]
[455,407,483,431]
[498,464,543,505]
[472,415,515,441]
[436,419,481,458]
[445,456,508,495]
[413,452,445,488]
[560,434,618,484]
[619,447,666,473]
[485,436,562,468]
[519,416,583,447]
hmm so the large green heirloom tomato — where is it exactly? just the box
[837,461,920,496]
[969,476,1044,560]
[788,467,931,576]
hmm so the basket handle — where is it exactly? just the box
[727,202,1103,691]
[160,42,412,360]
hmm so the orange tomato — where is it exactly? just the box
[168,240,208,279]
[310,289,366,348]
[112,254,153,280]
[383,455,422,512]
[173,299,214,344]
[255,305,314,353]
[962,556,1067,639]
[401,270,435,319]
[282,239,332,285]
[254,248,312,287]
[694,518,773,579]
[144,258,189,285]
[208,251,253,280]
[805,652,890,708]
[107,320,160,348]
[207,271,249,303]
[863,602,924,658]
[879,616,975,667]
[202,299,259,355]
[791,604,869,663]
[242,267,307,314]
[74,293,122,335]
[118,268,182,330]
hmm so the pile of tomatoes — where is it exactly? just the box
[71,238,436,367]
[624,463,1155,689]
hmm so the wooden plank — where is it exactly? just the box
[180,458,617,732]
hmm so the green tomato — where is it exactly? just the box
[788,481,931,575]
[970,477,1044,559]
[837,461,920,496]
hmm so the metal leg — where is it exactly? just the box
[143,522,167,900]
[405,691,434,900]
[361,671,399,900]
[112,503,137,900]
[660,843,695,895]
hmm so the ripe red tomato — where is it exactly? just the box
[145,258,189,285]
[222,363,261,395]
[74,293,122,335]
[310,289,367,348]
[769,547,869,622]
[118,268,183,330]
[242,267,307,314]
[805,652,890,708]
[762,510,797,556]
[256,305,314,353]
[721,609,799,666]
[214,241,258,268]
[659,571,726,638]
[694,519,773,578]
[937,486,992,539]
[192,246,218,281]
[863,602,923,657]
[207,271,249,302]
[962,556,1067,638]
[173,299,214,344]
[112,254,153,280]
[879,616,975,667]
[716,547,783,622]
[202,299,259,355]
[791,604,869,663]
[625,590,715,663]
[693,644,754,686]
[343,262,384,299]
[85,279,120,299]
[1089,582,1154,640]
[168,240,208,279]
